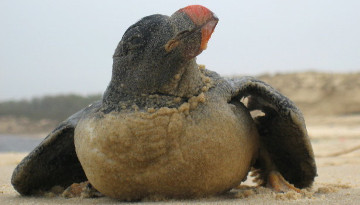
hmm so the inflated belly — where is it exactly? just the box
[74,104,258,200]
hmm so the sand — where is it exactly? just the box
[1,114,360,204]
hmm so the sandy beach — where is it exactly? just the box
[1,114,359,204]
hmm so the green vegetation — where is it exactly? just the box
[0,94,101,122]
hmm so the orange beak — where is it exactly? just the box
[179,5,218,51]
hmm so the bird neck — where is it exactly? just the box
[157,59,205,98]
[103,59,206,105]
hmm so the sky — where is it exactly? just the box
[1,0,360,101]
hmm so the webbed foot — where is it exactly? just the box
[62,181,103,198]
[267,171,301,193]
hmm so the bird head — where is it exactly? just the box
[106,5,218,101]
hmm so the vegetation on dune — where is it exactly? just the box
[0,94,101,123]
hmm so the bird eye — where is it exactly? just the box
[120,34,144,56]
[127,35,143,48]
[129,35,142,45]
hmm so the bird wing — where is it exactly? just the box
[228,76,317,188]
[11,101,102,195]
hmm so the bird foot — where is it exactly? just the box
[62,181,103,198]
[267,171,301,193]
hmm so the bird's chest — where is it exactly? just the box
[74,98,258,199]
[76,106,188,168]
[86,107,186,167]
[76,97,257,167]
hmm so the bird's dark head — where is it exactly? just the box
[105,5,218,103]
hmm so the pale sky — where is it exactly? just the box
[1,0,359,101]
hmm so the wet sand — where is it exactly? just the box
[1,114,359,204]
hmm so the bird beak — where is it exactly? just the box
[165,5,218,54]
[179,5,218,51]
[199,16,218,51]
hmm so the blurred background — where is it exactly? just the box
[0,1,359,153]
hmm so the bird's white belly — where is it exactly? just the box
[74,101,259,200]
